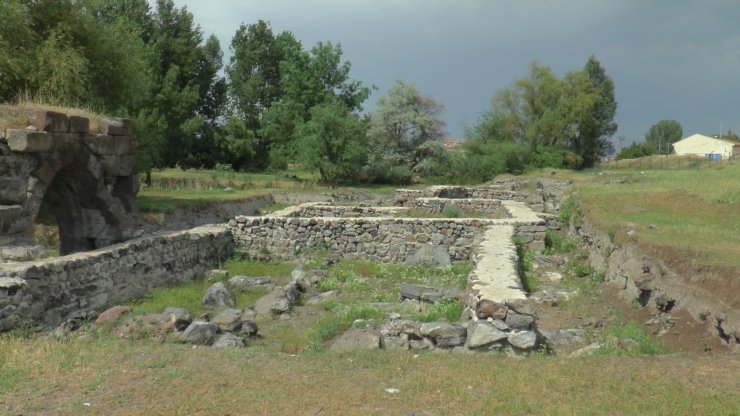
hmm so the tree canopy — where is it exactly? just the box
[644,119,683,155]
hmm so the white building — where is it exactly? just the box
[672,134,739,160]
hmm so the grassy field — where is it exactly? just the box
[2,256,738,415]
[138,168,401,212]
[535,162,740,267]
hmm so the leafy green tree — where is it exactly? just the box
[295,100,367,186]
[469,58,618,169]
[262,41,371,169]
[644,119,683,155]
[226,20,300,169]
[575,55,618,163]
[364,80,445,183]
[0,0,35,101]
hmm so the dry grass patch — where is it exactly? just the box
[1,333,738,415]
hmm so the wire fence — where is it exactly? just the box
[600,154,738,170]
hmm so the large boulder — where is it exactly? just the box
[466,321,508,349]
[475,300,508,320]
[179,321,218,345]
[213,333,246,349]
[211,308,244,332]
[400,284,459,303]
[226,275,271,291]
[329,328,382,353]
[95,305,132,325]
[505,311,534,330]
[508,330,538,350]
[420,322,467,348]
[203,282,236,309]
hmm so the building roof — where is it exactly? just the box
[673,134,737,147]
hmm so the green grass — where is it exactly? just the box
[523,164,740,267]
[598,321,670,356]
[513,236,538,292]
[543,229,576,254]
[412,299,465,322]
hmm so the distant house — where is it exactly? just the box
[443,138,462,149]
[672,134,739,160]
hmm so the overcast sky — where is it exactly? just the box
[165,0,740,147]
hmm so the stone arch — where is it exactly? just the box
[1,110,138,260]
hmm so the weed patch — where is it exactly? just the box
[513,236,538,292]
[544,230,576,254]
[598,321,670,356]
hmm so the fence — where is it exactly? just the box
[600,154,738,170]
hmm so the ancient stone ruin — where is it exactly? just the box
[0,111,138,260]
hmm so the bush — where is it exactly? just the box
[616,142,655,160]
[544,230,576,254]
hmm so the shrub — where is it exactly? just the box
[544,230,576,254]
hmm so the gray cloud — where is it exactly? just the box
[169,0,740,143]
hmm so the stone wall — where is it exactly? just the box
[405,197,511,218]
[229,216,495,263]
[0,225,233,331]
[1,110,139,259]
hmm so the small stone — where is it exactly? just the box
[179,321,218,345]
[238,320,258,337]
[618,338,639,350]
[476,299,507,320]
[212,333,245,348]
[203,282,236,309]
[388,313,402,321]
[94,305,132,325]
[306,290,339,305]
[505,311,534,330]
[568,343,602,358]
[271,297,292,315]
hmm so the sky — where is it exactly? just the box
[164,0,740,148]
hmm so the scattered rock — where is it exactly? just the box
[163,307,194,331]
[290,268,310,291]
[568,343,602,358]
[381,319,422,338]
[330,328,382,352]
[475,299,507,320]
[54,310,97,337]
[211,308,243,332]
[508,330,538,349]
[238,319,258,337]
[270,297,292,315]
[94,305,131,325]
[467,321,507,348]
[420,322,467,348]
[226,275,271,291]
[179,321,218,345]
[254,287,289,317]
[351,319,377,329]
[203,282,236,309]
[213,333,245,348]
[306,290,339,305]
[400,284,459,303]
[618,338,640,351]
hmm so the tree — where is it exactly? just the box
[295,100,367,186]
[226,20,300,169]
[262,41,371,169]
[574,55,618,165]
[644,119,683,155]
[469,58,618,169]
[364,80,445,183]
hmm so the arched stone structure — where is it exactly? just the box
[0,110,138,259]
